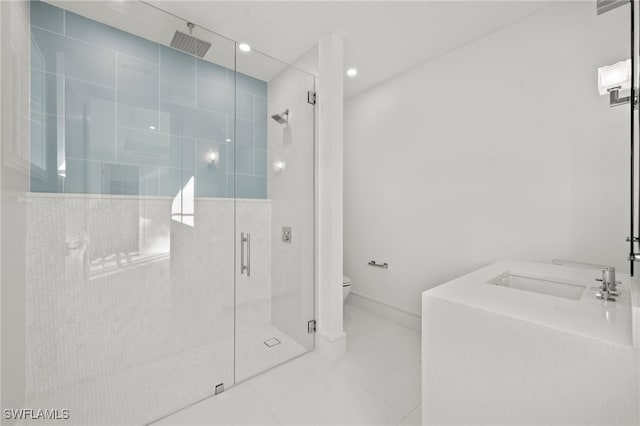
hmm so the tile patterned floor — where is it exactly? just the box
[153,304,421,426]
[236,324,309,382]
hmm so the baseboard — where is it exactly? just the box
[346,291,421,331]
[317,331,347,361]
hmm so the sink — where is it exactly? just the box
[423,260,638,426]
[487,271,586,300]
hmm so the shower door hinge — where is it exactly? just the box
[307,91,317,105]
[608,87,639,109]
[307,320,317,334]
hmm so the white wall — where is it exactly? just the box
[344,1,630,315]
[1,0,30,418]
[317,34,346,358]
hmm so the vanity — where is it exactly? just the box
[421,260,640,425]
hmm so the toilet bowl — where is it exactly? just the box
[343,275,352,302]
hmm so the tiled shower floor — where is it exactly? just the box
[16,323,307,426]
[235,324,309,382]
[153,304,422,426]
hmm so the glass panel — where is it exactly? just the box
[634,2,640,275]
[26,1,236,424]
[570,3,630,268]
[234,46,316,381]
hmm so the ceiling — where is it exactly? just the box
[49,1,553,97]
[148,1,552,96]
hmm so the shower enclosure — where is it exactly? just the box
[2,1,316,424]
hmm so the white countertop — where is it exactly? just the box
[423,260,639,349]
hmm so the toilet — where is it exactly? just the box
[342,275,352,302]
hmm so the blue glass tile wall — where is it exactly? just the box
[29,1,268,198]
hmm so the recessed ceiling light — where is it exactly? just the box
[225,138,231,142]
[149,125,156,130]
[346,68,358,77]
[238,43,251,52]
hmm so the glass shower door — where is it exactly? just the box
[234,48,316,381]
[26,2,238,423]
[166,21,239,402]
[22,2,316,424]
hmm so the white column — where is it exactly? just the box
[316,33,347,360]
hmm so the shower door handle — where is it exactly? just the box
[240,233,246,275]
[240,232,251,276]
[246,233,251,276]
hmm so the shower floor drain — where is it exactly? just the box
[264,338,281,347]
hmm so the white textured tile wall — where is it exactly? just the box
[23,194,272,424]
[169,198,235,351]
[236,200,272,333]
[1,0,31,415]
[26,196,176,395]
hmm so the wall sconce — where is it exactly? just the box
[206,150,219,164]
[598,59,637,107]
[57,160,66,177]
[273,160,286,172]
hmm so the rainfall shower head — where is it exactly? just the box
[271,109,290,125]
[596,0,627,15]
[170,22,211,58]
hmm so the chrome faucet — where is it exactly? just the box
[552,259,621,301]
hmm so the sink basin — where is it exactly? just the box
[423,260,638,426]
[487,271,586,300]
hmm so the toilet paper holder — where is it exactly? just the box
[368,260,389,269]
